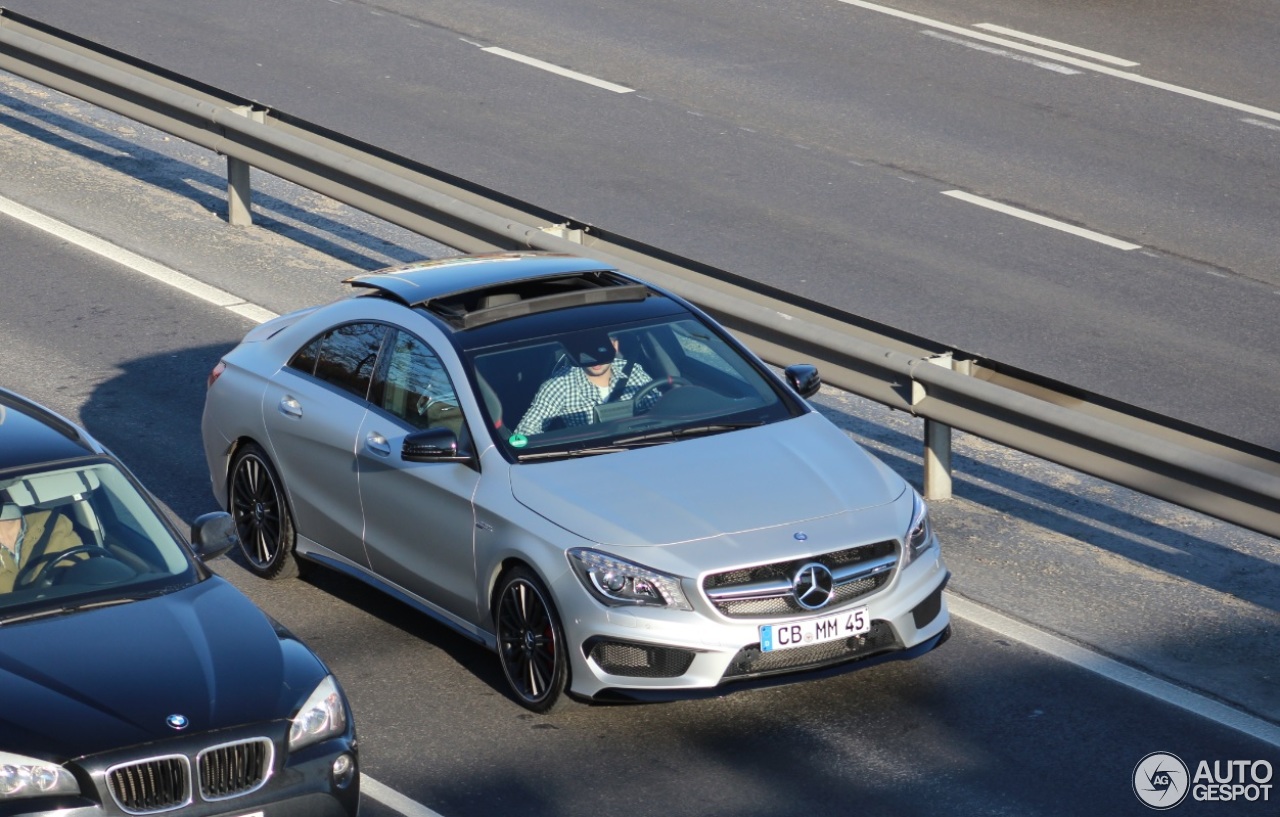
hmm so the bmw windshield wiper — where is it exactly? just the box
[0,596,137,626]
[613,421,766,446]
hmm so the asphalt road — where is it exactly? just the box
[3,0,1279,449]
[0,114,1277,816]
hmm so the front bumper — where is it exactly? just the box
[554,545,951,703]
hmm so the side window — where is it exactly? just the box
[288,335,322,376]
[375,331,463,433]
[306,323,388,400]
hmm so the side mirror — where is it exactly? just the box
[784,364,822,399]
[402,427,475,465]
[190,511,238,562]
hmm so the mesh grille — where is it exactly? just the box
[721,621,899,679]
[703,541,897,619]
[588,640,697,678]
[198,738,273,800]
[108,756,190,814]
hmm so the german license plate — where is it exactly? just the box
[759,607,869,652]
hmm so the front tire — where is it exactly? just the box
[228,442,299,580]
[495,566,569,713]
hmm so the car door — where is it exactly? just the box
[262,321,389,567]
[356,329,482,624]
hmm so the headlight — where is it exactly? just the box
[568,548,692,611]
[0,752,79,801]
[902,489,934,567]
[289,675,348,751]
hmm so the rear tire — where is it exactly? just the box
[228,443,299,580]
[494,566,569,713]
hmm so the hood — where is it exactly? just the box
[0,577,324,761]
[511,413,905,547]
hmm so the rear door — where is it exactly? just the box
[263,321,389,567]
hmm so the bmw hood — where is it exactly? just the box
[511,412,906,547]
[0,577,325,760]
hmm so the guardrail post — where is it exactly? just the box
[914,354,960,501]
[226,105,266,226]
[541,223,585,243]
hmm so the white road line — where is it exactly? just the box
[941,190,1142,250]
[1242,117,1280,132]
[947,595,1280,748]
[0,194,279,323]
[362,775,447,817]
[922,31,1080,75]
[973,24,1139,67]
[480,47,634,94]
[838,0,1280,123]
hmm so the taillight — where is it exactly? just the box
[207,361,226,389]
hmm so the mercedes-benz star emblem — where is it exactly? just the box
[792,562,835,610]
[166,714,190,731]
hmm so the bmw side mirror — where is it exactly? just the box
[785,364,822,398]
[402,427,474,465]
[190,511,238,562]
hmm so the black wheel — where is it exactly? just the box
[228,443,299,579]
[495,566,569,713]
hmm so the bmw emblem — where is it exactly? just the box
[166,714,190,731]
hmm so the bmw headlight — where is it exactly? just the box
[289,675,348,751]
[568,548,692,611]
[902,489,935,567]
[0,752,79,801]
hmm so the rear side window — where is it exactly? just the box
[289,322,388,400]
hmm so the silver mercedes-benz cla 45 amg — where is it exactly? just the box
[202,252,950,712]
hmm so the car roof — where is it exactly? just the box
[0,389,98,473]
[345,252,654,330]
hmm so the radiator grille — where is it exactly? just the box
[703,540,897,619]
[107,755,191,814]
[198,738,273,800]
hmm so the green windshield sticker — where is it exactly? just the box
[509,433,529,448]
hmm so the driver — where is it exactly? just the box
[514,330,653,436]
[0,489,83,593]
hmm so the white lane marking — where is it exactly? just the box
[480,46,634,94]
[922,31,1080,75]
[941,190,1142,250]
[0,194,280,318]
[973,24,1139,66]
[838,0,1280,123]
[362,775,448,817]
[1243,117,1280,132]
[947,595,1280,748]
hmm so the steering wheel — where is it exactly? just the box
[15,546,109,589]
[632,376,690,412]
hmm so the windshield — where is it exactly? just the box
[470,313,800,461]
[0,461,198,618]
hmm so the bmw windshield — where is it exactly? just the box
[0,460,198,620]
[470,313,802,461]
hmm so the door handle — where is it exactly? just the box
[278,396,303,418]
[365,431,391,457]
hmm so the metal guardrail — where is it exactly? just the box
[3,8,1279,539]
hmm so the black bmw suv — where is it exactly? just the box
[0,388,358,817]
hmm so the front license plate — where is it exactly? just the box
[759,607,869,652]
